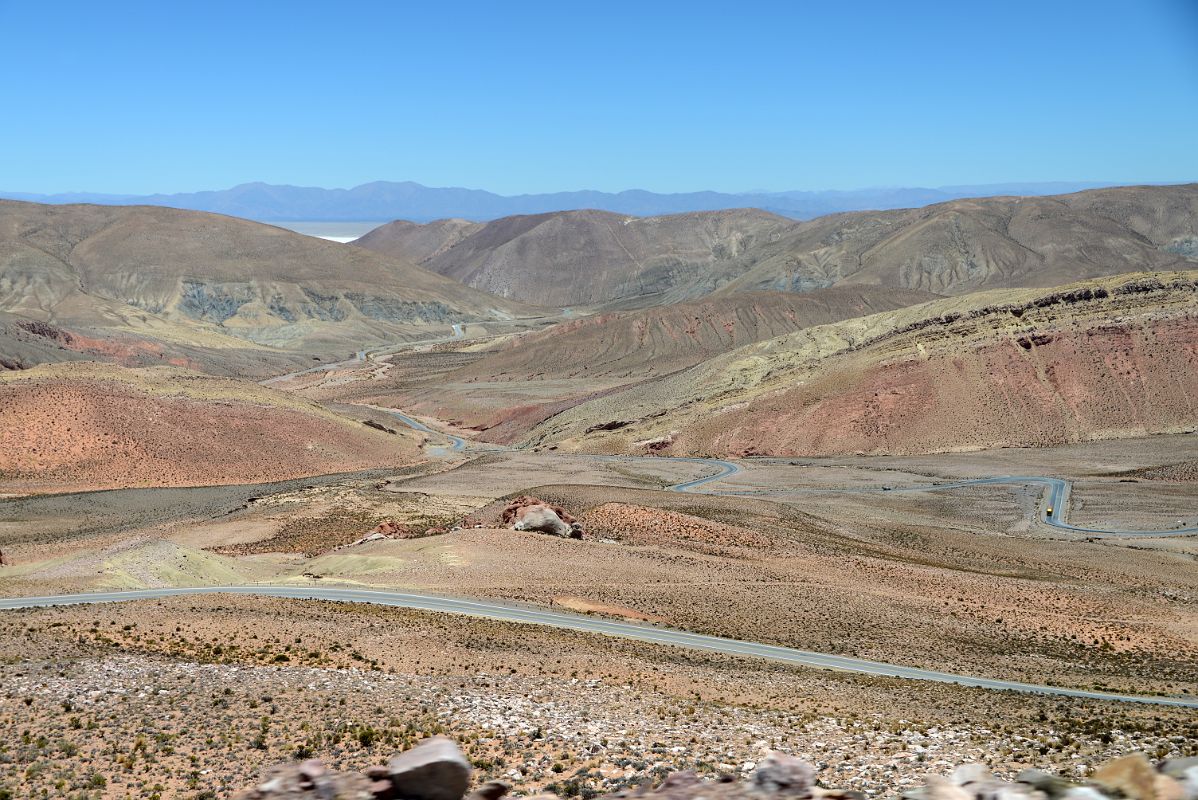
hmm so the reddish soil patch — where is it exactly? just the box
[0,366,419,491]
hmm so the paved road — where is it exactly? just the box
[664,457,743,491]
[377,406,1194,537]
[684,473,1198,538]
[380,409,467,455]
[261,322,467,385]
[3,586,1194,708]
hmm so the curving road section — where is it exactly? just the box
[674,472,1198,538]
[380,404,1194,537]
[381,409,467,454]
[2,585,1194,708]
[664,457,743,491]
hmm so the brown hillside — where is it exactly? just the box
[355,208,794,307]
[354,217,482,263]
[457,287,938,381]
[0,362,422,492]
[0,200,534,367]
[719,183,1198,295]
[356,185,1198,308]
[528,272,1198,456]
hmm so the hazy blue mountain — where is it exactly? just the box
[0,180,1154,222]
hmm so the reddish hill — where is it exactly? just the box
[458,287,938,381]
[529,272,1198,456]
[0,363,423,492]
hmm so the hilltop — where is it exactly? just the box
[356,184,1198,309]
[357,208,793,308]
[719,182,1198,295]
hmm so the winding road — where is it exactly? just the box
[3,586,1194,708]
[9,327,1192,711]
[671,466,1198,538]
[381,409,467,454]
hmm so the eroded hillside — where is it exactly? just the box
[528,271,1198,456]
[0,200,536,367]
[454,287,938,381]
[355,185,1198,308]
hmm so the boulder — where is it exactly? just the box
[501,496,583,538]
[1092,755,1158,800]
[924,776,972,800]
[1017,770,1072,799]
[386,736,472,800]
[513,506,573,537]
[236,759,373,799]
[752,753,816,797]
[465,781,510,800]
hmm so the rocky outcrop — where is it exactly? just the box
[372,519,409,536]
[902,755,1198,800]
[239,741,1198,800]
[387,736,473,800]
[500,495,583,538]
[236,736,474,800]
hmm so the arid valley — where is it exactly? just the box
[6,4,1198,795]
[1,177,1197,800]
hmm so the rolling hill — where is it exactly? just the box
[0,200,535,373]
[524,271,1198,456]
[719,183,1198,296]
[0,362,423,492]
[454,287,939,382]
[355,208,794,307]
[357,184,1198,309]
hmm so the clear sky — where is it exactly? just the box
[1,0,1196,195]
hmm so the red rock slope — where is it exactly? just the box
[0,363,421,492]
[530,272,1198,456]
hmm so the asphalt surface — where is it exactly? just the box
[3,586,1195,708]
[664,457,743,491]
[382,410,467,455]
[690,473,1198,538]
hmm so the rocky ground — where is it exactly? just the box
[236,737,1198,800]
[2,595,1196,800]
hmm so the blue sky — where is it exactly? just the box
[1,0,1195,194]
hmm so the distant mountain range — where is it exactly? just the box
[0,180,1166,222]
